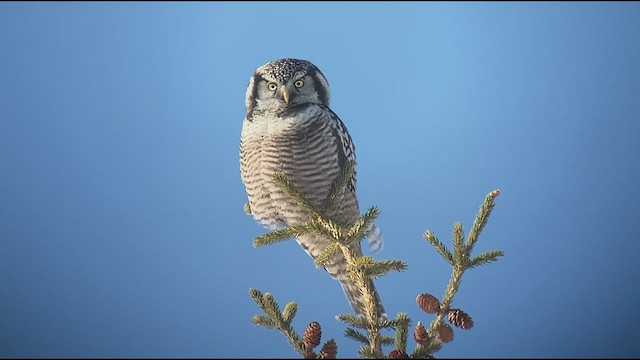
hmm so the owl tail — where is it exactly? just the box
[365,223,384,252]
[335,270,387,320]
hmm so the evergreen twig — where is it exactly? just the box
[346,206,380,241]
[392,312,411,353]
[271,172,323,218]
[344,327,369,344]
[419,189,502,356]
[335,313,368,330]
[467,249,504,269]
[249,288,306,355]
[465,189,500,256]
[323,160,356,213]
[424,230,454,266]
[380,335,396,346]
[253,225,310,248]
[314,242,340,267]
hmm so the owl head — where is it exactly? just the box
[245,58,331,115]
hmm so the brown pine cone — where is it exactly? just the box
[413,321,430,344]
[388,349,410,359]
[436,323,454,343]
[448,309,474,330]
[318,339,337,359]
[303,352,317,359]
[416,293,440,314]
[303,321,322,350]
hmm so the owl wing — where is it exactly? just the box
[323,105,357,193]
[322,106,383,253]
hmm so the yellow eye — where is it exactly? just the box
[294,79,304,88]
[267,82,277,91]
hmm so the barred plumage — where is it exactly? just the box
[240,58,385,318]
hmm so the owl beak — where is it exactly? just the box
[281,87,291,104]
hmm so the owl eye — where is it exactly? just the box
[267,82,278,91]
[294,79,304,88]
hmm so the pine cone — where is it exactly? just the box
[303,352,317,359]
[388,349,410,359]
[448,309,474,330]
[303,321,322,350]
[416,293,440,314]
[413,321,430,344]
[318,339,337,359]
[436,323,454,343]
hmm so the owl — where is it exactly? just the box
[240,58,385,318]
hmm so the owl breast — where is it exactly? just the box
[240,105,351,229]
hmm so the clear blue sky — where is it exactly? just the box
[1,2,639,358]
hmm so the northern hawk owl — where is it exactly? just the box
[240,58,385,318]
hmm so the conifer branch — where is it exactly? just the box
[358,346,376,358]
[248,161,503,358]
[323,160,356,212]
[262,292,285,326]
[249,288,306,355]
[419,189,502,355]
[452,222,465,263]
[352,256,376,273]
[467,249,504,269]
[336,313,368,329]
[380,335,396,346]
[271,163,393,358]
[344,327,369,344]
[314,242,339,267]
[255,164,392,357]
[309,217,345,242]
[379,313,410,330]
[335,241,385,358]
[282,301,298,324]
[377,260,408,272]
[412,340,442,359]
[253,226,308,248]
[271,172,323,218]
[251,314,276,329]
[392,312,411,353]
[428,264,464,339]
[424,230,455,266]
[361,259,408,279]
[465,189,500,257]
[346,206,380,241]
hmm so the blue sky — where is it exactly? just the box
[1,2,639,358]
